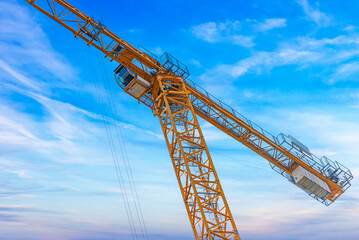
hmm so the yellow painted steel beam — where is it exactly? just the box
[24,0,162,81]
[186,83,344,202]
[152,74,240,240]
[131,81,344,203]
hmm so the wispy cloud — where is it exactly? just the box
[0,3,166,238]
[296,0,332,27]
[200,34,359,82]
[0,205,58,214]
[255,18,287,32]
[191,20,255,47]
[271,110,359,156]
[0,1,77,86]
[189,59,203,68]
[239,201,359,240]
[0,213,19,222]
[0,59,44,92]
[0,82,161,163]
[329,61,359,84]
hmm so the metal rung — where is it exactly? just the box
[182,146,204,149]
[197,192,219,195]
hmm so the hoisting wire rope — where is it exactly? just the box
[93,49,150,240]
[84,45,138,240]
[84,45,139,240]
[83,44,148,240]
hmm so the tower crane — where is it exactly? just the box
[23,1,353,239]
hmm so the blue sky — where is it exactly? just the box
[0,0,358,239]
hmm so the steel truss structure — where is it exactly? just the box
[152,74,239,239]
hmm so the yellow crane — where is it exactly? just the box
[23,1,353,239]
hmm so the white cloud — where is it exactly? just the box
[192,22,218,42]
[201,48,319,81]
[296,0,332,27]
[0,59,44,92]
[0,83,162,159]
[192,21,239,43]
[191,20,255,48]
[243,90,255,98]
[0,1,77,84]
[329,62,359,84]
[344,25,357,31]
[189,59,202,68]
[239,200,359,239]
[201,34,359,82]
[306,35,359,46]
[255,18,287,32]
[149,47,164,56]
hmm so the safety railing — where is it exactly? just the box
[186,79,278,144]
[185,78,353,195]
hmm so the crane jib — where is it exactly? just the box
[115,64,352,206]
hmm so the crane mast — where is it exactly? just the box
[152,74,239,239]
[23,0,353,239]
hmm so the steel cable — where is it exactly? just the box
[84,45,140,240]
[94,49,150,240]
